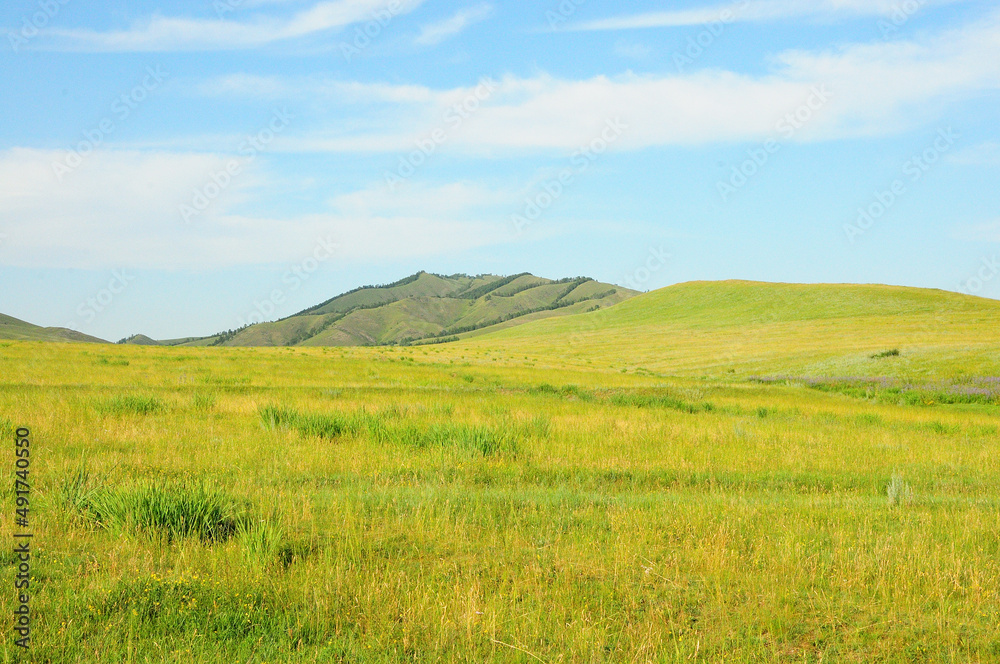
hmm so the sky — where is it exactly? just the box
[1,0,998,341]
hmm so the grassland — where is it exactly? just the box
[1,282,999,663]
[0,314,105,345]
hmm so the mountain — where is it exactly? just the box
[0,313,107,343]
[188,271,638,347]
[466,280,1000,379]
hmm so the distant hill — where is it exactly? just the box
[468,280,1000,378]
[185,271,639,347]
[120,334,161,346]
[0,313,107,344]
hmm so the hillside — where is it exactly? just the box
[0,313,107,344]
[189,271,638,347]
[467,280,1000,379]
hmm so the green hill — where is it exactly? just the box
[121,334,161,346]
[191,271,638,347]
[467,280,1000,379]
[0,313,107,343]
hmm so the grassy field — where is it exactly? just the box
[2,282,1000,662]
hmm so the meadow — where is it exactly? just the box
[2,282,999,663]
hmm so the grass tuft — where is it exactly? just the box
[94,394,163,416]
[886,473,914,507]
[80,482,249,542]
[609,392,715,414]
[191,393,217,411]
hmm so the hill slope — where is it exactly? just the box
[0,313,107,343]
[192,271,637,347]
[467,280,1000,379]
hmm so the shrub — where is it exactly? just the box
[870,349,901,359]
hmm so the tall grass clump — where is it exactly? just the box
[236,518,287,567]
[95,357,130,366]
[609,392,715,414]
[191,392,217,411]
[81,482,249,542]
[394,422,521,458]
[258,404,353,439]
[94,394,163,416]
[58,466,98,513]
[258,404,300,431]
[886,473,914,507]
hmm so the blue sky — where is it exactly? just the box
[1,0,998,341]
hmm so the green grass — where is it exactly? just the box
[77,482,250,542]
[93,393,164,416]
[3,281,1000,662]
[210,271,636,348]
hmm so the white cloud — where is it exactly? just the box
[0,149,509,270]
[188,14,1000,153]
[415,3,493,45]
[952,220,1000,242]
[947,141,1000,166]
[566,0,962,31]
[36,0,425,51]
[614,41,653,59]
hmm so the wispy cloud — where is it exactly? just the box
[947,141,1000,166]
[565,0,961,31]
[414,3,493,45]
[952,219,1000,242]
[0,149,510,269]
[189,14,1000,152]
[35,0,425,52]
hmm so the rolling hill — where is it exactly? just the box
[186,271,638,347]
[466,280,1000,379]
[0,313,107,343]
